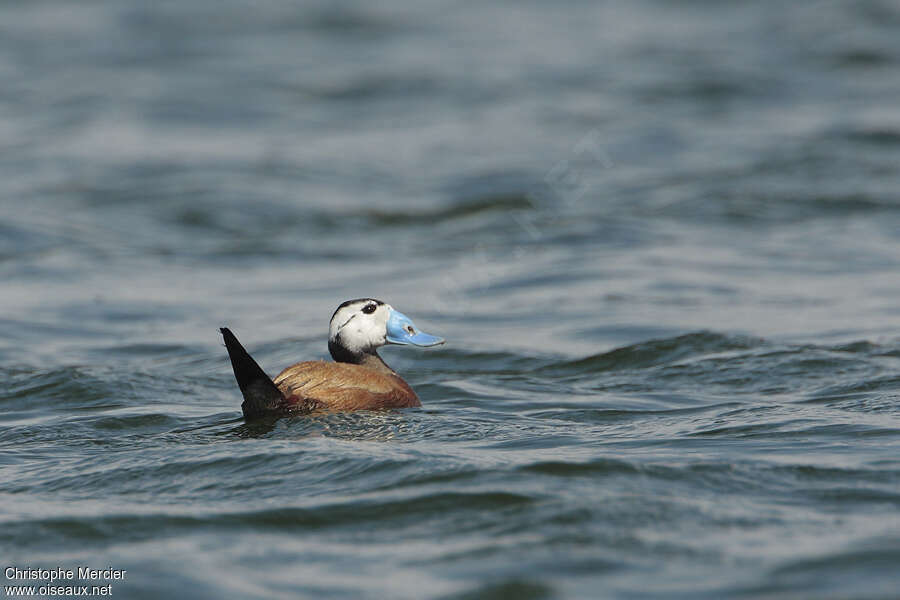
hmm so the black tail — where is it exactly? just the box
[220,327,286,419]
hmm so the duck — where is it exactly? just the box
[221,298,444,419]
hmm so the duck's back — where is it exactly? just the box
[273,361,420,412]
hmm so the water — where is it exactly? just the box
[2,0,900,598]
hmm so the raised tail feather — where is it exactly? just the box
[220,327,286,419]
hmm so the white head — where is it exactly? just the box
[328,298,444,362]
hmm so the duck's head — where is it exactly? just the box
[328,298,444,364]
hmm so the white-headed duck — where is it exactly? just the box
[221,298,444,418]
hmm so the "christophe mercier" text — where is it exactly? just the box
[5,566,127,581]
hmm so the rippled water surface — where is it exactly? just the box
[2,1,900,598]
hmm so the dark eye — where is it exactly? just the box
[362,303,376,314]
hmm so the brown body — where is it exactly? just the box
[273,361,420,413]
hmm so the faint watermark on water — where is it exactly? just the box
[513,128,613,240]
[545,129,613,206]
[432,129,613,316]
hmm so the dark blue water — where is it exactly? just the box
[2,1,900,598]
